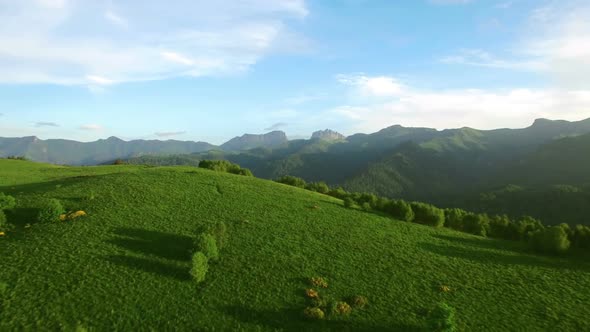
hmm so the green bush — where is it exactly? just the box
[37,199,65,223]
[198,160,253,177]
[530,226,571,254]
[462,213,489,237]
[331,301,352,316]
[0,211,7,232]
[0,193,16,211]
[343,197,355,209]
[427,302,457,332]
[303,307,325,320]
[384,200,414,222]
[327,187,348,199]
[410,202,445,227]
[570,225,590,249]
[350,295,368,309]
[190,251,209,283]
[305,182,330,194]
[197,233,219,261]
[444,208,468,231]
[275,175,306,188]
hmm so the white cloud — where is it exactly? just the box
[429,0,472,5]
[337,74,405,97]
[79,124,104,131]
[86,75,115,85]
[155,131,186,138]
[441,1,590,89]
[104,11,127,27]
[332,74,590,133]
[0,0,308,86]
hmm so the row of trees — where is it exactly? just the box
[198,160,253,177]
[275,176,588,255]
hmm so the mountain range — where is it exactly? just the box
[3,118,590,224]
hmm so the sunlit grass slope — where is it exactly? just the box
[0,159,589,331]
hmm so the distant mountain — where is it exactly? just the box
[311,129,346,141]
[0,136,216,165]
[220,131,288,151]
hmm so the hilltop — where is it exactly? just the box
[0,159,589,331]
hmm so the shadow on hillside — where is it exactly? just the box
[0,176,97,196]
[221,305,418,332]
[105,254,190,281]
[419,242,590,272]
[431,234,525,252]
[108,227,193,262]
[4,208,39,228]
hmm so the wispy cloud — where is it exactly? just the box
[264,122,288,131]
[79,124,103,131]
[0,0,308,86]
[332,74,590,133]
[155,131,186,137]
[441,1,590,89]
[34,121,59,127]
[429,0,472,5]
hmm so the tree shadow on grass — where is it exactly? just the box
[221,305,418,332]
[419,242,590,272]
[105,228,194,281]
[4,208,39,228]
[108,227,194,261]
[105,254,190,281]
[431,234,526,252]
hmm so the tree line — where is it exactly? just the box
[275,176,589,255]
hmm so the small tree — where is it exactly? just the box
[530,226,570,254]
[0,193,16,211]
[275,175,307,188]
[197,233,219,261]
[384,200,414,222]
[462,213,490,237]
[343,197,355,208]
[410,202,445,227]
[444,208,468,231]
[190,252,209,283]
[428,302,457,332]
[37,199,65,223]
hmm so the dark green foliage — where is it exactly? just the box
[275,175,306,188]
[327,187,348,199]
[343,197,355,208]
[198,160,253,177]
[303,307,325,320]
[488,215,512,239]
[350,295,368,309]
[570,225,590,249]
[513,216,544,241]
[190,252,209,283]
[0,193,16,211]
[37,199,65,223]
[428,302,457,332]
[410,202,445,227]
[444,208,468,231]
[305,181,330,194]
[462,213,489,237]
[530,226,571,254]
[0,281,7,295]
[0,211,7,232]
[384,200,414,222]
[197,233,219,261]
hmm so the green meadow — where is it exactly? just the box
[0,159,589,331]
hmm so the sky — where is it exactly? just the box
[0,0,589,144]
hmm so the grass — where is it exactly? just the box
[0,159,589,331]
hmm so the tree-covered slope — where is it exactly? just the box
[0,159,589,331]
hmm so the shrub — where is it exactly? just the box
[305,182,330,194]
[0,281,7,295]
[0,211,7,232]
[444,208,468,231]
[37,199,65,223]
[0,193,16,211]
[197,233,219,261]
[275,175,306,188]
[570,225,590,249]
[410,202,445,227]
[305,288,319,299]
[310,276,328,288]
[427,302,457,332]
[488,215,512,239]
[343,197,355,209]
[350,295,368,309]
[303,307,325,320]
[530,226,571,254]
[384,200,414,222]
[190,252,209,283]
[327,187,348,199]
[332,301,352,316]
[198,160,253,177]
[462,213,489,237]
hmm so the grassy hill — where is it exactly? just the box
[1,160,589,331]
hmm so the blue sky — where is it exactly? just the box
[1,0,589,144]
